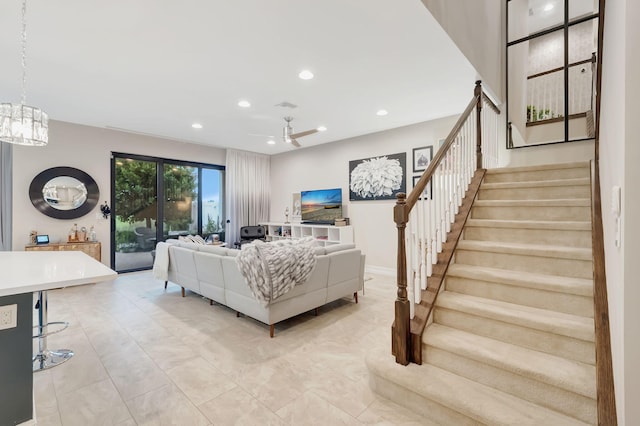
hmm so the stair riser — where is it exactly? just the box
[445,276,594,317]
[423,346,597,424]
[369,374,475,426]
[455,249,593,279]
[464,227,592,248]
[434,308,595,364]
[478,185,590,200]
[484,168,590,183]
[471,205,591,221]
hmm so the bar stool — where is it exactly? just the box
[32,290,73,371]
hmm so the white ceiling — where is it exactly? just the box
[0,0,478,155]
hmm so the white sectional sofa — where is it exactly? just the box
[154,240,366,336]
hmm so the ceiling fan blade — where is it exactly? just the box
[289,129,318,139]
[290,138,301,148]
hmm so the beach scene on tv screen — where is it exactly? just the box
[301,188,342,222]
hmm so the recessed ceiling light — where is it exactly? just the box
[238,100,251,108]
[192,123,203,129]
[543,3,554,11]
[376,109,388,116]
[298,70,314,80]
[267,139,276,145]
[317,126,327,132]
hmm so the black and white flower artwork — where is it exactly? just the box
[349,153,406,201]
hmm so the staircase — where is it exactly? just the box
[368,162,597,425]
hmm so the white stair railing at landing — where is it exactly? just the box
[526,54,596,124]
[393,81,500,365]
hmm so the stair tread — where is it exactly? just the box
[436,292,595,342]
[457,239,592,260]
[481,177,590,189]
[485,162,590,175]
[423,324,596,399]
[366,348,590,426]
[474,198,590,207]
[446,264,593,296]
[466,219,591,230]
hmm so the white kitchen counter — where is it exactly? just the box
[0,251,116,297]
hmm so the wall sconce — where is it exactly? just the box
[100,201,111,219]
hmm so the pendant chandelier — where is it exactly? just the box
[0,0,48,146]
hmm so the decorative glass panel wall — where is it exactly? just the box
[507,0,601,148]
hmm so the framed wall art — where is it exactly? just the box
[412,175,432,199]
[412,145,433,173]
[349,153,406,201]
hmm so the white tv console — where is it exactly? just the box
[260,222,353,246]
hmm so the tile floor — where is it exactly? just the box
[30,272,427,425]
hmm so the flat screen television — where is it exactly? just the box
[301,188,342,224]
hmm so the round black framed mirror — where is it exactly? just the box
[29,167,100,219]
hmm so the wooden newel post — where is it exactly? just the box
[475,80,483,170]
[393,192,410,365]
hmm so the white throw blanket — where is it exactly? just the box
[152,242,170,281]
[236,237,317,305]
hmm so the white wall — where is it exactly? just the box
[270,116,458,274]
[420,0,505,102]
[598,0,640,423]
[11,120,225,264]
[501,139,594,168]
[622,1,640,424]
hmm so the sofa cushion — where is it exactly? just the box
[313,246,326,256]
[168,246,199,293]
[179,234,206,244]
[226,249,240,257]
[326,249,362,302]
[324,243,356,254]
[177,241,200,250]
[198,244,228,256]
[194,252,226,304]
[272,255,330,303]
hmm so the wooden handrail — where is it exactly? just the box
[482,93,501,114]
[406,95,479,210]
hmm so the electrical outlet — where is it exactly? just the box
[0,304,17,330]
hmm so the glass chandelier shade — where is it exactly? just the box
[0,0,49,147]
[0,103,49,146]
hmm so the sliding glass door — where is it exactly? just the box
[163,164,198,239]
[113,157,158,272]
[111,153,224,272]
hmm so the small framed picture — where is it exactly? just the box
[412,175,432,199]
[412,146,434,173]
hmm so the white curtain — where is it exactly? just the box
[0,142,12,251]
[225,149,270,245]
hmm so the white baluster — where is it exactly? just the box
[418,199,427,291]
[425,197,433,276]
[407,209,415,317]
[436,166,443,253]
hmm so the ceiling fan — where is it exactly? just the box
[282,116,319,148]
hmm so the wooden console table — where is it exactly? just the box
[25,241,101,262]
